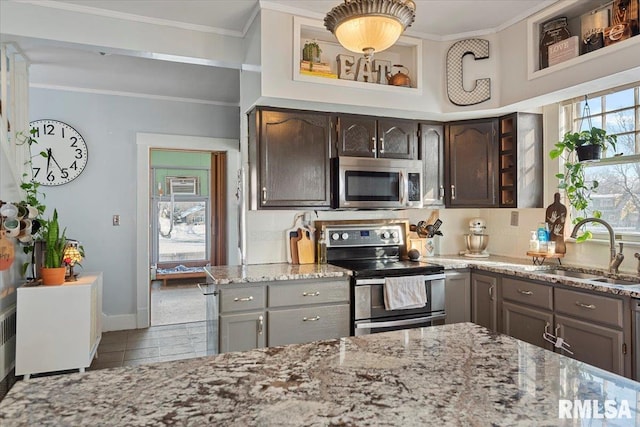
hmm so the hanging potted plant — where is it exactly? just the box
[40,209,67,285]
[549,128,616,241]
[554,127,618,162]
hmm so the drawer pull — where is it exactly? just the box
[234,296,254,302]
[517,289,533,296]
[302,291,320,297]
[303,316,321,322]
[576,302,596,310]
[258,315,263,335]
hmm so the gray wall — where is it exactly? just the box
[29,88,240,319]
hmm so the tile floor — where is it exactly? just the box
[89,279,210,370]
[89,320,211,370]
[150,280,206,326]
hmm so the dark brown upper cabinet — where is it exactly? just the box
[337,115,417,160]
[445,118,499,208]
[248,108,334,209]
[418,122,445,207]
[498,113,543,208]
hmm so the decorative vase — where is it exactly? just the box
[41,267,66,286]
[576,145,602,162]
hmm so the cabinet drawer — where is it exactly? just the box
[268,304,350,347]
[555,288,623,328]
[268,280,349,307]
[501,278,553,310]
[219,286,266,313]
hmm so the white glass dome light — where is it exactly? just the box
[325,0,416,60]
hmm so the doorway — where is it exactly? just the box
[149,149,227,326]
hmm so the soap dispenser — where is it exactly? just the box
[529,231,540,251]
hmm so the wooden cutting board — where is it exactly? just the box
[296,228,314,264]
[289,229,302,264]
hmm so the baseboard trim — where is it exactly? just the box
[102,313,137,332]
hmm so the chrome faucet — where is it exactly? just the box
[570,218,624,274]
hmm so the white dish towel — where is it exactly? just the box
[383,276,427,310]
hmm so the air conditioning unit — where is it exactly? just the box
[166,177,199,195]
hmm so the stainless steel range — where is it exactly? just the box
[318,221,445,336]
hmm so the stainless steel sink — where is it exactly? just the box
[538,269,603,280]
[590,277,640,286]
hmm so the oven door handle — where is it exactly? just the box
[355,313,446,330]
[355,273,445,286]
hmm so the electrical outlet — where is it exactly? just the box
[510,211,519,227]
[113,215,120,226]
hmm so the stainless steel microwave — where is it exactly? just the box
[333,157,423,209]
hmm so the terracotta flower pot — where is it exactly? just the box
[40,267,66,286]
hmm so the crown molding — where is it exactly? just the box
[14,0,244,38]
[30,83,240,107]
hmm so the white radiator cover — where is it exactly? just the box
[0,305,17,379]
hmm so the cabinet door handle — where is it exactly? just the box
[451,185,456,200]
[371,137,376,153]
[488,285,494,301]
[576,302,596,310]
[517,289,533,296]
[303,316,321,322]
[234,296,254,302]
[439,185,445,200]
[258,315,263,335]
[302,291,320,297]
[379,137,384,153]
[262,187,267,204]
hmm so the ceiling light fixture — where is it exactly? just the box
[324,0,416,62]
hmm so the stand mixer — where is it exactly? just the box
[464,218,489,258]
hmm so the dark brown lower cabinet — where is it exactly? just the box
[445,270,471,324]
[555,314,624,375]
[496,275,629,378]
[502,301,554,351]
[471,273,498,331]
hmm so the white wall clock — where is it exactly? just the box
[29,119,88,186]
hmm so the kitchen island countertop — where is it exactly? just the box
[1,322,639,425]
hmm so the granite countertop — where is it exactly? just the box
[204,256,640,298]
[1,322,638,426]
[428,255,640,298]
[204,263,351,285]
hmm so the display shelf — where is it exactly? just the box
[293,16,423,95]
[527,0,640,80]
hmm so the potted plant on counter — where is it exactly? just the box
[40,209,67,285]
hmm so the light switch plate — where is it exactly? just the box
[510,211,519,226]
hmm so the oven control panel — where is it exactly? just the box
[324,225,404,247]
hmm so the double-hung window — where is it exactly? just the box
[560,83,640,240]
